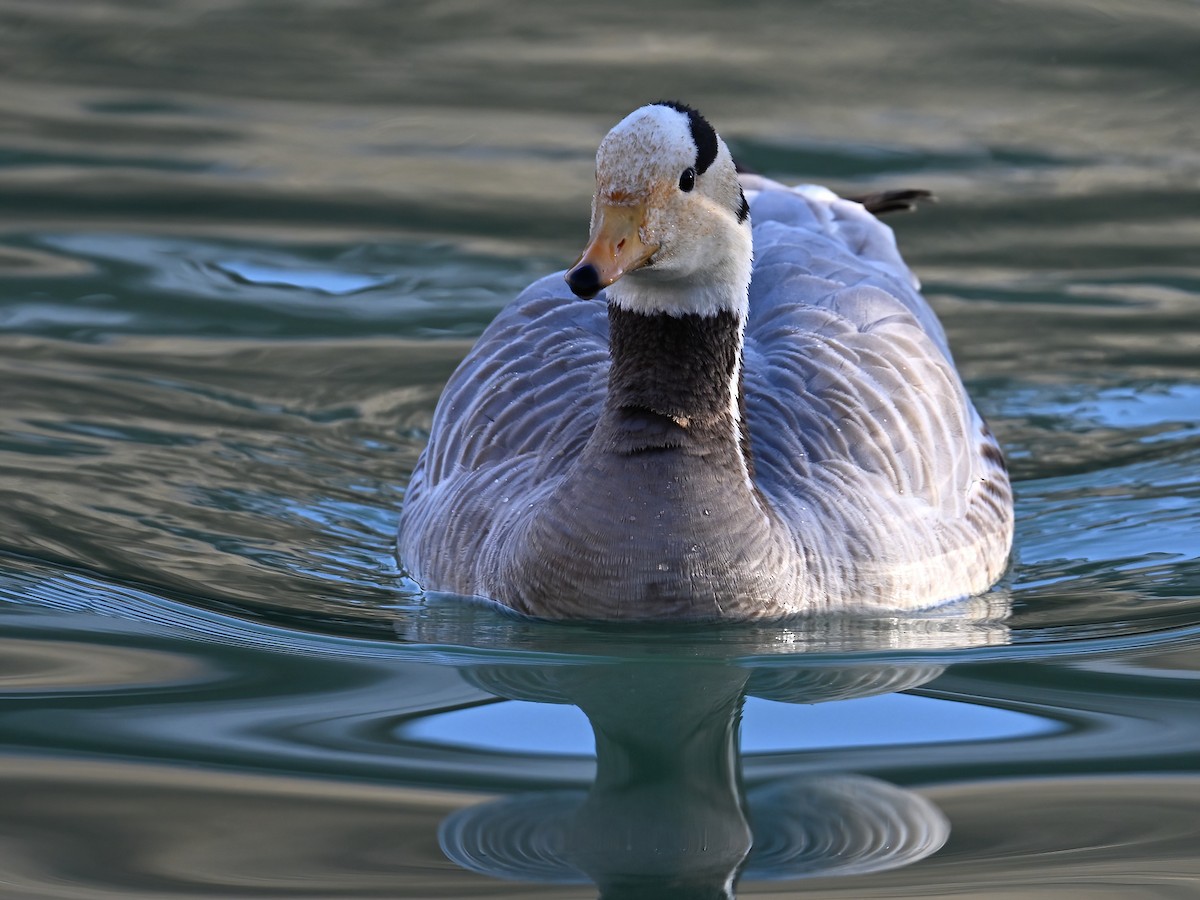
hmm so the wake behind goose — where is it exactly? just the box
[398,102,1013,620]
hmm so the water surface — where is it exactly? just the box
[1,1,1198,896]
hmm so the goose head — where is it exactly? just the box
[565,102,753,317]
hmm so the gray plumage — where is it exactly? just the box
[398,109,1012,620]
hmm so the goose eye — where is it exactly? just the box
[678,167,696,192]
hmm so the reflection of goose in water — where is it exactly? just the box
[439,661,950,898]
[392,584,1010,895]
[399,101,1013,620]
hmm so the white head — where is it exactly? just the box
[565,102,752,318]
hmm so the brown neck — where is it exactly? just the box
[604,303,748,458]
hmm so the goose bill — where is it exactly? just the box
[565,202,658,299]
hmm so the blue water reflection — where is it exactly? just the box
[405,691,1055,757]
[2,556,1199,895]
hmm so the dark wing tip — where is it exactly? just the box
[848,189,936,217]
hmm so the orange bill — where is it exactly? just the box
[565,203,658,299]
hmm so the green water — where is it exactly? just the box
[1,1,1198,896]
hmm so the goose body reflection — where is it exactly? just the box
[392,595,1014,896]
[440,659,952,897]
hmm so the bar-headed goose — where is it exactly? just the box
[398,102,1012,620]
